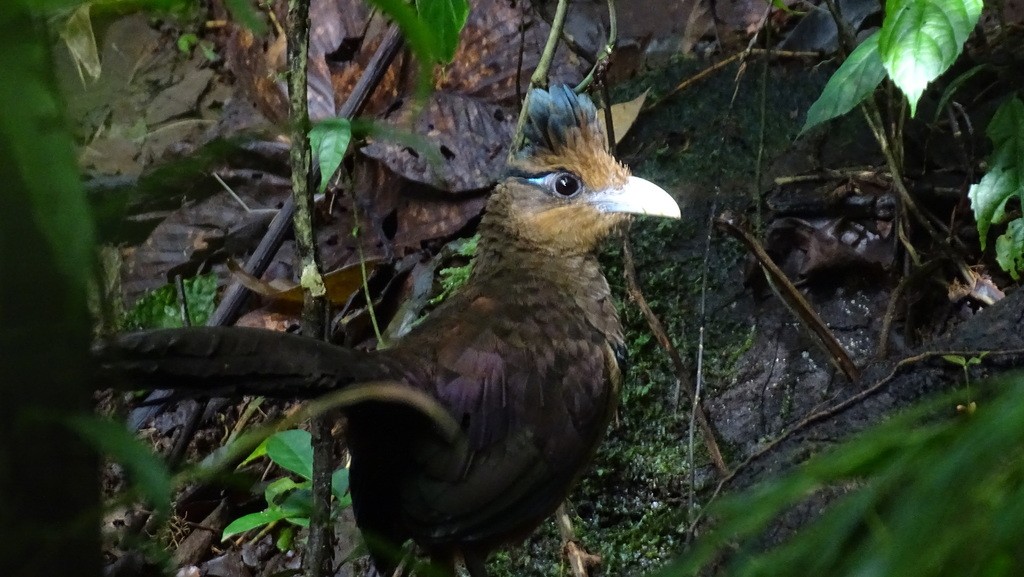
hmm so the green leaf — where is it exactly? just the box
[240,437,269,466]
[801,31,885,134]
[877,0,983,116]
[969,166,1021,249]
[222,0,267,35]
[331,467,352,506]
[416,0,469,63]
[275,525,295,551]
[986,97,1024,170]
[942,355,967,367]
[223,508,290,540]
[68,416,172,519]
[123,273,218,329]
[365,0,436,95]
[969,97,1024,251]
[279,488,314,519]
[309,118,352,194]
[265,476,307,505]
[266,429,314,480]
[177,32,199,54]
[995,218,1024,280]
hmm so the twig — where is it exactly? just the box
[284,0,334,574]
[689,203,716,520]
[715,213,861,382]
[645,49,819,112]
[574,0,616,92]
[623,237,729,476]
[508,0,570,158]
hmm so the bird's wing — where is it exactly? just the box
[390,286,621,544]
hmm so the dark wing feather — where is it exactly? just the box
[387,275,617,545]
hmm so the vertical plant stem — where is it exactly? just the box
[508,0,570,159]
[286,1,332,576]
[574,0,617,92]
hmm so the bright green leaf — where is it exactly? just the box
[969,166,1019,249]
[123,273,218,329]
[801,31,885,134]
[222,0,266,35]
[942,355,967,367]
[222,508,290,540]
[240,437,270,466]
[416,0,469,63]
[310,118,352,194]
[986,97,1024,170]
[265,476,307,505]
[68,416,172,519]
[365,0,436,96]
[266,429,314,480]
[275,525,295,551]
[877,0,983,116]
[969,97,1024,251]
[996,218,1024,280]
[177,32,199,54]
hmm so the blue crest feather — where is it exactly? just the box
[518,85,605,160]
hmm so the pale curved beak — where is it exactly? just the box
[588,176,681,219]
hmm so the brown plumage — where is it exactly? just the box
[97,85,680,576]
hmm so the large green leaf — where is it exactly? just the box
[986,96,1024,169]
[969,97,1024,251]
[877,0,982,116]
[416,0,469,64]
[801,31,885,134]
[266,429,314,481]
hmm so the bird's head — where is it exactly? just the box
[486,85,680,255]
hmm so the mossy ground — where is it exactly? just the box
[489,56,828,576]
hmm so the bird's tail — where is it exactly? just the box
[94,327,380,399]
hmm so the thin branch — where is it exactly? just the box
[689,203,716,521]
[507,0,570,159]
[715,213,861,382]
[623,238,729,476]
[285,0,333,575]
[574,0,616,92]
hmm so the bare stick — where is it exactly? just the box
[623,238,729,476]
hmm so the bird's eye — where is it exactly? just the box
[552,173,581,197]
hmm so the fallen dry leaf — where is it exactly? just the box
[598,89,649,144]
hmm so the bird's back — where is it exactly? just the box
[350,254,625,556]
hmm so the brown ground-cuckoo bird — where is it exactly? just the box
[97,85,680,576]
